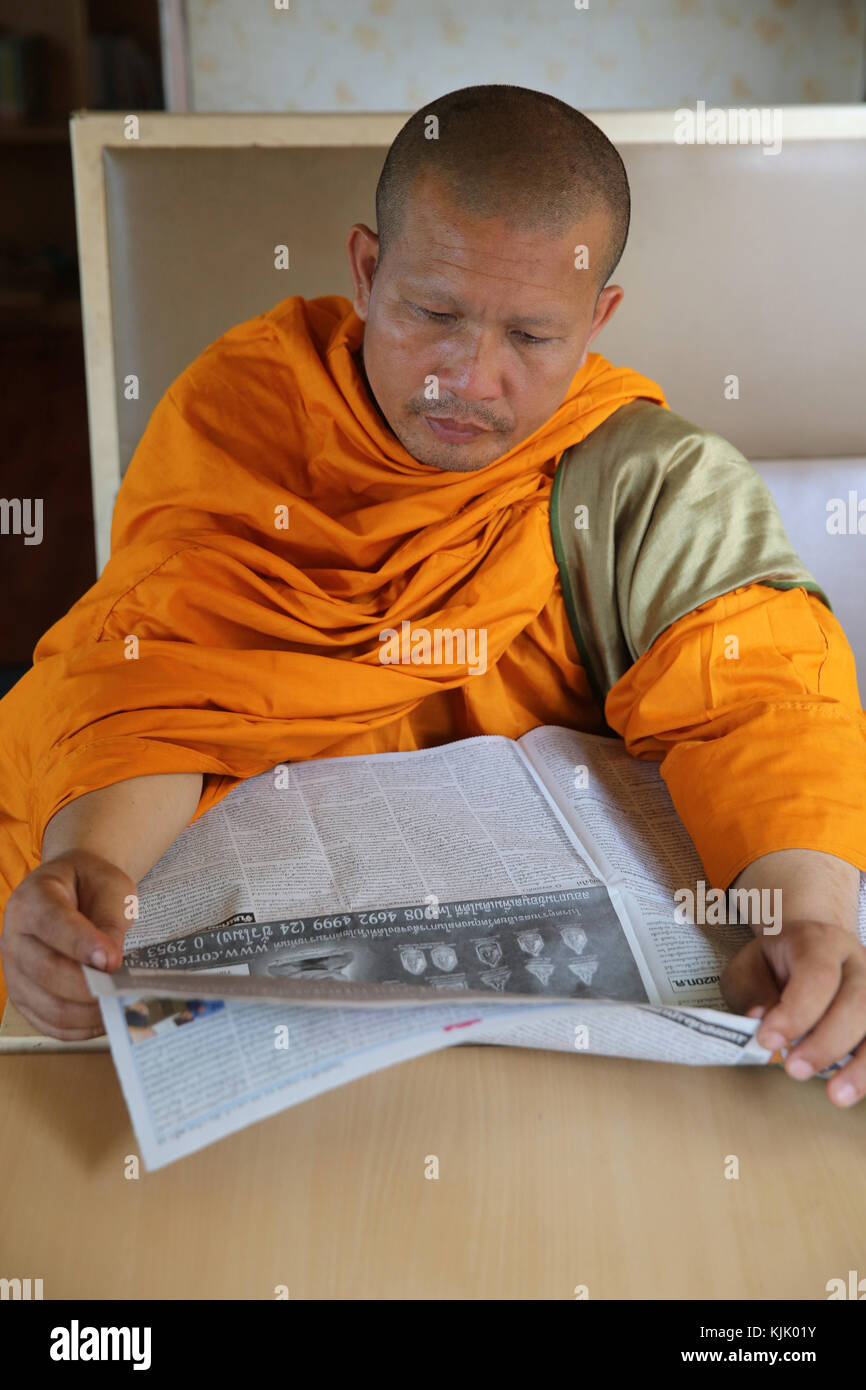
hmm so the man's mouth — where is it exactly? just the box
[424,416,490,443]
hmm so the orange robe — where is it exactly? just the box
[1,294,865,1012]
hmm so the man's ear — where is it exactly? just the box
[346,223,380,321]
[591,284,624,338]
[577,285,624,365]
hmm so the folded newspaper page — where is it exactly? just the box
[89,991,775,1171]
[84,727,866,1169]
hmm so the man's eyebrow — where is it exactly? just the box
[402,283,567,331]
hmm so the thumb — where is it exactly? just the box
[65,851,139,957]
[719,937,782,1019]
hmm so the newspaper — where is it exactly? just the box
[84,726,866,1169]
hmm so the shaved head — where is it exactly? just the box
[347,83,630,471]
[375,83,630,297]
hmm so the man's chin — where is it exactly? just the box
[415,451,506,474]
[401,422,510,472]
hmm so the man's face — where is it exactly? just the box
[347,172,623,472]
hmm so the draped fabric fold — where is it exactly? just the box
[604,584,866,889]
[0,294,667,909]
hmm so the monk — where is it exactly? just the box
[1,85,865,1105]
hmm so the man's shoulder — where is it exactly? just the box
[551,397,827,695]
[571,398,751,476]
[167,293,346,402]
[554,398,767,530]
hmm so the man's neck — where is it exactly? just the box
[351,344,394,437]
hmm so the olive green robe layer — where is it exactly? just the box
[550,399,831,732]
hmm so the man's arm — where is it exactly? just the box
[729,847,859,936]
[41,771,203,883]
[605,583,866,1107]
[1,772,203,1039]
[721,847,866,1107]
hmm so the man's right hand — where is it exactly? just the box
[0,850,135,1041]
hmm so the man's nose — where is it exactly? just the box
[439,327,505,404]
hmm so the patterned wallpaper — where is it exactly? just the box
[185,0,866,112]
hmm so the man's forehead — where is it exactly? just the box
[392,190,610,305]
[404,172,610,235]
[399,276,573,330]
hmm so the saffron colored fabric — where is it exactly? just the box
[605,582,866,888]
[0,296,665,969]
[1,294,865,1014]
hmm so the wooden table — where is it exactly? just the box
[1,1027,862,1300]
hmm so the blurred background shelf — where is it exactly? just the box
[0,0,164,670]
[0,123,70,143]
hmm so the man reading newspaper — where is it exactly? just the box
[1,85,865,1107]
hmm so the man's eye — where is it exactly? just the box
[414,305,548,344]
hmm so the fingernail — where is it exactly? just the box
[758,1030,785,1050]
[787,1058,813,1080]
[747,1006,766,1019]
[90,948,107,969]
[831,1082,857,1107]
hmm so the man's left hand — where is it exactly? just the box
[721,919,866,1107]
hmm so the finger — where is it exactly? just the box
[75,871,136,946]
[16,871,123,970]
[756,934,843,1051]
[10,977,105,1040]
[719,938,782,1016]
[825,1033,866,1108]
[784,963,866,1081]
[11,934,99,1005]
